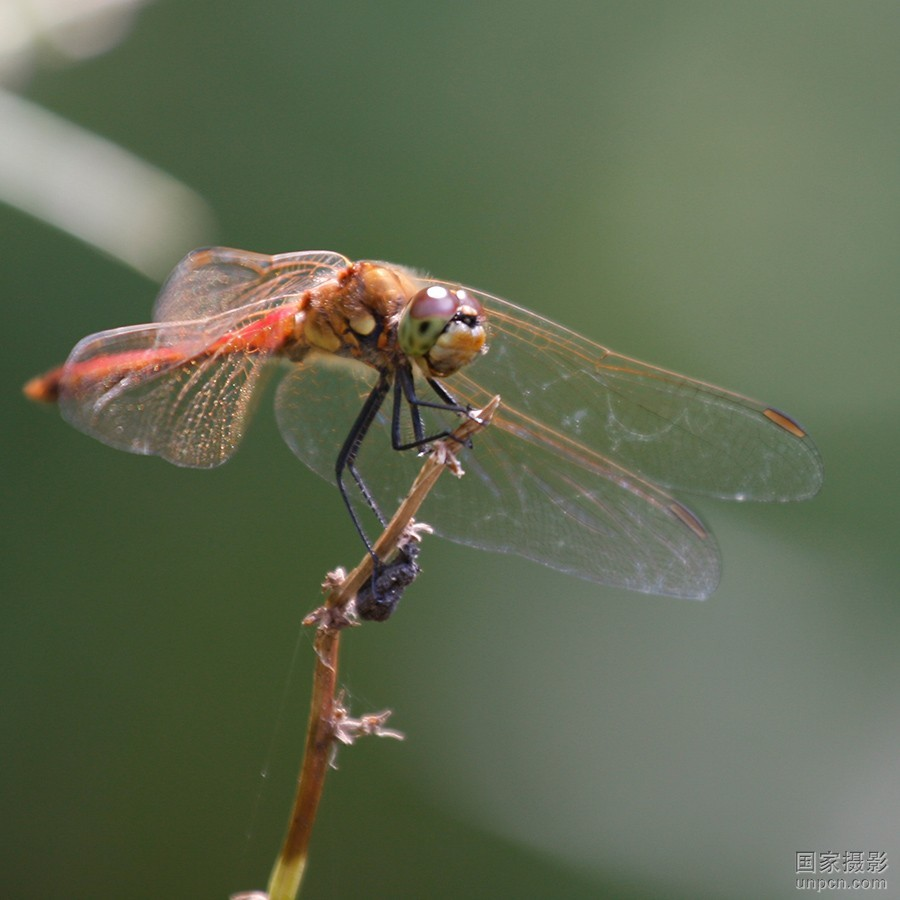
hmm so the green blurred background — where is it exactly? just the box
[3,2,898,898]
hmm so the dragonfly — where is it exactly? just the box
[24,247,823,600]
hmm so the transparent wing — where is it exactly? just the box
[59,296,296,467]
[153,247,350,322]
[274,356,721,599]
[63,245,350,464]
[433,281,824,502]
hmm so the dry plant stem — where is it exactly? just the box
[266,397,500,900]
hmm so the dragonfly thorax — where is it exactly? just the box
[291,262,413,367]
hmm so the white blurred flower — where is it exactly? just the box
[0,0,151,85]
[0,0,215,279]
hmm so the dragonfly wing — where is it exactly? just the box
[58,298,288,467]
[275,358,719,598]
[153,247,350,321]
[430,281,824,503]
[424,413,720,599]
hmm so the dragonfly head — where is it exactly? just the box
[398,284,487,377]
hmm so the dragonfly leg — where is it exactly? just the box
[425,376,469,413]
[390,365,471,452]
[335,371,392,553]
[337,366,475,609]
[347,459,387,527]
[424,377,476,449]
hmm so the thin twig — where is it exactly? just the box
[262,396,500,900]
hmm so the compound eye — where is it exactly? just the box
[411,285,460,321]
[399,286,461,357]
